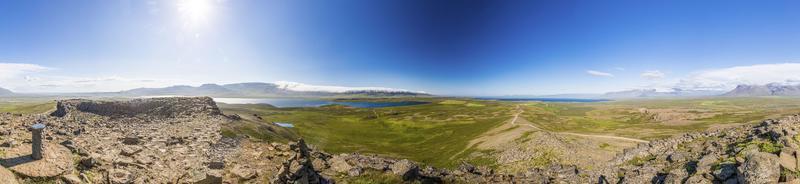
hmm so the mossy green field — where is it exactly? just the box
[220,97,800,168]
[220,99,514,168]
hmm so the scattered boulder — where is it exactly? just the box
[108,169,134,184]
[122,135,139,145]
[120,146,142,157]
[231,165,256,180]
[390,159,420,181]
[662,168,688,184]
[712,163,737,181]
[780,149,798,172]
[182,170,222,184]
[738,152,780,184]
[80,156,98,168]
[696,154,719,173]
[667,152,687,163]
[329,156,353,174]
[347,167,363,177]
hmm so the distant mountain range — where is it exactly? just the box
[0,87,13,96]
[723,83,800,97]
[115,82,430,97]
[6,82,800,99]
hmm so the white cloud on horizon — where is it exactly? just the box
[273,81,424,93]
[586,70,614,77]
[12,75,189,93]
[674,63,800,91]
[641,70,665,80]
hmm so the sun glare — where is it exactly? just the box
[178,0,213,25]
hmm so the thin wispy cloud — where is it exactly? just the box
[0,63,51,80]
[586,70,614,77]
[641,70,665,80]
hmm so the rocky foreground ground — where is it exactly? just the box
[1,97,800,183]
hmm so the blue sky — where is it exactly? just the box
[1,0,800,95]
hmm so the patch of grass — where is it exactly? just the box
[736,140,783,154]
[514,131,535,143]
[439,100,467,105]
[626,155,656,166]
[220,128,238,138]
[339,170,407,184]
[0,101,55,114]
[599,143,610,149]
[527,148,561,168]
[759,141,783,154]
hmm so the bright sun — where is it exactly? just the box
[178,0,213,25]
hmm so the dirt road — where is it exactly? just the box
[509,105,649,143]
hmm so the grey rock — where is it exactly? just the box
[390,159,420,181]
[107,169,133,184]
[347,167,362,177]
[737,152,780,184]
[713,163,737,181]
[329,156,353,174]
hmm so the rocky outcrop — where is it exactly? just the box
[1,97,234,183]
[611,115,800,183]
[51,97,221,118]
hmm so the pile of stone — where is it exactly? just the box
[0,97,233,183]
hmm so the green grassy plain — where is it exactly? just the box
[220,99,514,168]
[0,100,55,114]
[521,97,800,140]
[220,97,800,168]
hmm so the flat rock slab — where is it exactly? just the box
[0,143,73,178]
[0,166,19,184]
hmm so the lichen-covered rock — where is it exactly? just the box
[328,155,353,173]
[738,152,780,184]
